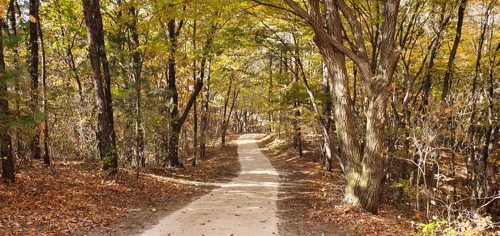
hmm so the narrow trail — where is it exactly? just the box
[140,134,280,236]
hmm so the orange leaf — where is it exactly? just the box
[38,121,46,131]
[29,15,37,23]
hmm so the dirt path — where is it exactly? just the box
[140,134,280,236]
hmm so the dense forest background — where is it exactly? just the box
[1,0,500,234]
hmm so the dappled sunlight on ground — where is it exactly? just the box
[259,134,415,236]
[140,133,280,236]
[0,135,242,235]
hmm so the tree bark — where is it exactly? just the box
[83,0,117,174]
[200,59,211,160]
[7,0,23,164]
[220,75,233,148]
[37,14,50,165]
[322,63,334,170]
[192,20,198,167]
[221,78,239,148]
[29,0,41,160]
[166,19,181,167]
[128,6,145,171]
[441,0,466,103]
[291,52,302,156]
[0,19,15,183]
[164,18,204,167]
[284,0,400,214]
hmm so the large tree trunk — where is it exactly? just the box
[0,19,14,183]
[29,0,41,160]
[83,0,117,174]
[284,0,400,214]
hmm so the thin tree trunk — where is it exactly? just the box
[200,59,211,160]
[0,18,14,183]
[164,17,204,167]
[419,5,450,112]
[8,0,22,164]
[221,84,239,148]
[128,6,145,173]
[192,20,198,167]
[66,41,84,104]
[481,35,500,212]
[441,0,466,103]
[29,0,41,160]
[468,1,494,206]
[166,20,180,166]
[268,55,273,133]
[322,63,334,170]
[291,53,302,156]
[37,14,50,165]
[221,76,233,148]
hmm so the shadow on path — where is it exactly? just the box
[140,134,280,236]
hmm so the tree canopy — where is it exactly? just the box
[1,0,500,233]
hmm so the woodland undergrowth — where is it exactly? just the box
[260,133,499,236]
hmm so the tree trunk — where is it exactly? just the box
[128,6,145,170]
[29,0,41,160]
[0,19,14,183]
[83,0,117,174]
[7,0,23,165]
[467,1,494,207]
[37,14,50,165]
[441,0,466,103]
[164,18,205,167]
[291,55,302,156]
[200,59,211,160]
[268,55,274,133]
[221,75,234,148]
[284,0,400,214]
[165,19,182,167]
[192,20,198,167]
[99,8,117,175]
[322,63,334,170]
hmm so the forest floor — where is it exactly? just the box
[0,135,241,236]
[258,134,416,236]
[1,133,418,236]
